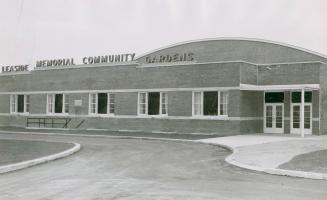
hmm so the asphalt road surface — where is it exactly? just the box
[0,133,326,200]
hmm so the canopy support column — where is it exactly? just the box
[301,88,305,138]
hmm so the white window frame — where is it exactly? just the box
[10,94,30,114]
[160,92,168,116]
[47,94,69,115]
[10,94,17,114]
[192,90,228,118]
[64,94,69,114]
[192,91,203,116]
[219,91,228,116]
[89,93,98,115]
[138,92,168,116]
[89,93,115,116]
[138,92,148,116]
[108,93,115,115]
[24,95,30,113]
[47,94,54,114]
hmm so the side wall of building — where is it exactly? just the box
[0,63,244,135]
[319,65,327,135]
[0,90,242,135]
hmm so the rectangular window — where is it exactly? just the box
[193,91,228,117]
[98,93,108,114]
[89,94,97,114]
[161,92,168,115]
[55,94,63,113]
[203,91,218,116]
[89,93,115,115]
[292,91,312,103]
[25,95,30,113]
[148,92,160,115]
[109,93,115,114]
[10,95,16,113]
[64,94,69,113]
[10,94,30,114]
[47,94,54,113]
[138,92,168,116]
[139,93,147,115]
[265,92,284,103]
[220,91,228,116]
[193,92,202,115]
[17,95,25,113]
[47,94,68,114]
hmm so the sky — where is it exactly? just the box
[0,0,327,68]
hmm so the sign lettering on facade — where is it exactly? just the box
[1,52,194,72]
[35,53,136,68]
[145,52,194,63]
[1,65,29,73]
[36,58,75,68]
[82,53,136,65]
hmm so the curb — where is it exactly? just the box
[198,140,327,180]
[0,130,193,143]
[0,142,81,174]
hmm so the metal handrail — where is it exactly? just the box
[26,117,71,128]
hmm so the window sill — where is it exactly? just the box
[137,115,169,118]
[10,113,30,116]
[46,113,69,117]
[88,114,115,118]
[191,115,229,120]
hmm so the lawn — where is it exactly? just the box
[279,149,327,174]
[0,139,74,166]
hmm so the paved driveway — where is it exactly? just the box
[0,133,327,200]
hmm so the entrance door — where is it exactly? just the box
[264,103,284,133]
[291,103,312,134]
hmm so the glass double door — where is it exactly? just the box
[264,103,284,133]
[291,103,312,134]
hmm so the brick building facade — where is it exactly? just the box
[0,38,326,136]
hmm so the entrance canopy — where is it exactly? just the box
[240,84,320,91]
[240,84,319,138]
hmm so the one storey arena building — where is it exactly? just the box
[0,38,327,136]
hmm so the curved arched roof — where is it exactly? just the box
[136,38,327,64]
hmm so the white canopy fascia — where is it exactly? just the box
[240,84,320,91]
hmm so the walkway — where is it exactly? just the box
[199,134,327,179]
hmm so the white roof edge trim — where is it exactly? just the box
[240,84,320,91]
[135,37,327,60]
